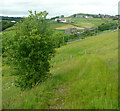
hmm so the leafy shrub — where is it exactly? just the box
[98,23,117,31]
[4,11,56,89]
[2,30,16,56]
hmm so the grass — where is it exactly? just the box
[50,23,68,29]
[50,18,117,32]
[72,18,117,26]
[2,30,118,109]
[55,24,84,30]
[75,23,95,28]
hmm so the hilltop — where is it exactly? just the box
[50,13,118,33]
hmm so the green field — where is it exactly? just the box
[50,23,68,29]
[50,18,117,32]
[72,18,116,26]
[2,30,118,109]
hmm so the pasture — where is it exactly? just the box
[50,18,117,32]
[2,30,118,109]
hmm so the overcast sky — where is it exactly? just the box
[0,0,119,18]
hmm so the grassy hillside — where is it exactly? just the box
[50,18,117,32]
[2,30,118,109]
[72,18,115,26]
[2,16,117,33]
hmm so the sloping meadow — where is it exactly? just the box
[2,30,118,109]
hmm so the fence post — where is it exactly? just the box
[70,54,72,59]
[85,49,87,54]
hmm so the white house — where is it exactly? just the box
[75,14,84,18]
[11,21,16,23]
[84,16,89,18]
[55,18,72,23]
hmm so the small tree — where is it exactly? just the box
[6,11,55,89]
[57,19,60,23]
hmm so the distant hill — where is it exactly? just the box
[1,16,24,31]
[1,16,24,21]
[69,13,117,19]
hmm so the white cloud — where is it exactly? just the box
[0,0,119,17]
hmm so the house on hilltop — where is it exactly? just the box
[75,14,93,18]
[55,18,72,23]
[75,14,84,18]
[104,15,111,18]
[66,18,72,22]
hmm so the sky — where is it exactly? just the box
[0,0,119,18]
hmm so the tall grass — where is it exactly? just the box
[2,31,118,109]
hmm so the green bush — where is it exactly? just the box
[98,23,117,31]
[4,11,56,89]
[2,30,16,56]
